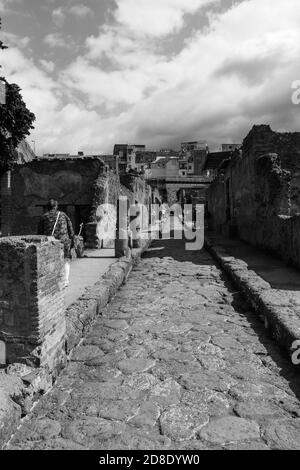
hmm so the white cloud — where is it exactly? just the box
[2,0,300,155]
[0,0,18,13]
[44,32,70,49]
[114,0,218,37]
[60,0,300,150]
[40,59,55,73]
[1,30,30,48]
[51,3,93,27]
[52,7,65,27]
[69,4,93,18]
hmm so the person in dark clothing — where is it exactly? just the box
[38,199,75,287]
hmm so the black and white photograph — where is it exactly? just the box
[0,0,300,457]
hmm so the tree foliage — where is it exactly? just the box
[0,18,35,172]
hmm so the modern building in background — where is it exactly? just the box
[135,151,157,172]
[112,140,210,177]
[113,144,146,173]
[179,141,208,177]
[221,143,241,152]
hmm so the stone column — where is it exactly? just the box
[115,197,130,258]
[0,236,66,372]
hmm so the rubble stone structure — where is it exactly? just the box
[0,236,65,370]
[0,155,154,250]
[0,155,106,237]
[207,124,300,268]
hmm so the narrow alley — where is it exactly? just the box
[7,240,300,450]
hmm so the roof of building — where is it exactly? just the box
[33,154,106,164]
[152,155,178,165]
[202,151,233,170]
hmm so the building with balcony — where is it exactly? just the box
[113,144,146,173]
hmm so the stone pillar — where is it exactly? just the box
[115,197,130,258]
[0,236,66,372]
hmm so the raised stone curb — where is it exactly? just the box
[0,240,151,448]
[65,242,150,354]
[205,237,300,364]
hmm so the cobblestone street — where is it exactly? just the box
[8,240,300,450]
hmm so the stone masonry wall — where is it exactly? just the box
[166,183,209,206]
[85,170,119,249]
[0,236,65,371]
[1,157,106,237]
[208,124,300,269]
[85,171,152,249]
[243,124,300,214]
[3,157,153,250]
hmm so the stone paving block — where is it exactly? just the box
[160,404,209,441]
[262,418,300,450]
[6,239,300,450]
[117,358,156,375]
[199,416,261,445]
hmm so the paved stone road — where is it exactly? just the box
[8,240,300,450]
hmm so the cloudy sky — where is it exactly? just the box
[0,0,300,155]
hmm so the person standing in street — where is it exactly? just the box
[38,199,75,287]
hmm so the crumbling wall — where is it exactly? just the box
[86,172,152,249]
[166,183,209,206]
[207,124,300,269]
[207,179,227,231]
[2,158,106,237]
[243,124,300,214]
[85,171,120,249]
[2,157,153,250]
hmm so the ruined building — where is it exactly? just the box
[0,153,154,249]
[207,124,300,269]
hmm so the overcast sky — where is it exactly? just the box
[0,0,300,155]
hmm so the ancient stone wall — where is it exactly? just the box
[86,172,152,249]
[1,157,154,250]
[0,236,65,371]
[164,182,209,206]
[207,178,228,231]
[1,157,106,237]
[207,124,300,268]
[243,124,300,214]
[85,170,120,249]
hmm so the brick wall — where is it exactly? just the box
[0,236,65,371]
